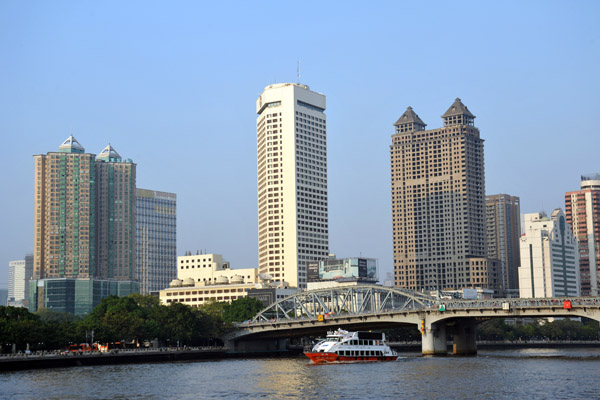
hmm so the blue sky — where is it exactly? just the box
[1,1,599,287]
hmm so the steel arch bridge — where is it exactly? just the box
[250,285,437,323]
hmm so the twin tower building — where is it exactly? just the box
[257,83,494,292]
[31,137,176,314]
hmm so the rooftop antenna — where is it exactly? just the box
[297,59,301,83]
[541,200,544,215]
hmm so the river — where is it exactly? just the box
[1,348,599,399]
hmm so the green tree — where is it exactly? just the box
[222,297,265,324]
[0,306,43,352]
[82,296,147,343]
[477,319,509,340]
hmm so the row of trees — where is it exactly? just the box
[0,295,265,353]
[477,318,600,341]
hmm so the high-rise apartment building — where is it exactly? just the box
[486,194,521,291]
[565,175,600,296]
[33,136,97,279]
[390,99,487,291]
[136,188,177,294]
[96,145,136,280]
[256,83,329,289]
[519,210,580,298]
[31,136,138,315]
[8,255,33,307]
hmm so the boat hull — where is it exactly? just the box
[304,352,398,363]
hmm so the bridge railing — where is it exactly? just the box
[441,297,600,310]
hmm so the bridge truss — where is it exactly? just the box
[251,285,436,323]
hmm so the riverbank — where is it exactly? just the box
[0,347,300,372]
[2,341,599,371]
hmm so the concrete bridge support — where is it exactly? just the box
[421,322,447,356]
[451,318,477,356]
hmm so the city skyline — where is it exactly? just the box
[1,2,600,286]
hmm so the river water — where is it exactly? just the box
[1,348,599,399]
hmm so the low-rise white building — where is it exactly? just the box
[177,253,258,285]
[160,253,260,307]
[519,209,580,298]
[307,277,378,291]
[161,280,257,306]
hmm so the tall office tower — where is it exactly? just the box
[565,174,600,296]
[390,99,487,291]
[519,210,580,298]
[256,83,329,289]
[8,256,33,307]
[33,136,97,279]
[136,188,177,294]
[486,194,521,291]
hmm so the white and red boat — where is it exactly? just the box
[304,328,398,363]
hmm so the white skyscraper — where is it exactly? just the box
[8,255,33,307]
[519,209,580,298]
[256,83,329,289]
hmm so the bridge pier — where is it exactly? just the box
[451,318,477,356]
[421,322,447,356]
